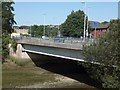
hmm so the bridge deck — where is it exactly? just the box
[17,37,90,50]
[17,37,117,67]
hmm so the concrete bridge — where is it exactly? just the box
[16,37,97,64]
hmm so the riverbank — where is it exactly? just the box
[2,59,96,89]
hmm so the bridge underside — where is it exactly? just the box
[22,43,87,63]
[24,51,101,88]
[18,42,101,88]
[27,52,80,66]
[21,43,101,66]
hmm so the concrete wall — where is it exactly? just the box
[9,44,30,60]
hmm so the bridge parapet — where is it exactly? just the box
[17,37,94,50]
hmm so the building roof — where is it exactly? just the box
[89,21,110,29]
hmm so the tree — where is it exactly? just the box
[2,2,16,60]
[82,19,120,88]
[19,25,30,29]
[30,25,43,37]
[2,2,16,34]
[30,25,58,38]
[0,2,1,29]
[60,10,86,37]
[101,21,109,24]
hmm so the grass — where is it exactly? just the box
[2,62,56,88]
[8,56,32,67]
[2,58,97,88]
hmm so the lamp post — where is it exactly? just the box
[30,25,31,37]
[82,2,87,41]
[43,14,46,36]
[86,7,90,39]
[57,25,61,37]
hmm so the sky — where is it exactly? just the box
[13,2,118,26]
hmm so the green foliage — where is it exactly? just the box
[19,25,30,29]
[2,2,16,60]
[13,29,17,33]
[102,72,119,88]
[60,10,86,37]
[101,21,109,24]
[2,62,56,88]
[2,2,16,34]
[11,39,17,52]
[2,33,10,59]
[79,62,120,88]
[30,25,58,38]
[31,25,43,37]
[82,19,120,88]
[9,56,29,67]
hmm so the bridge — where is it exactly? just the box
[16,37,99,64]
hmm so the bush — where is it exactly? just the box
[79,62,120,88]
[11,39,17,52]
[2,33,10,59]
[82,19,120,88]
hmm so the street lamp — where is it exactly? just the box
[82,2,87,41]
[43,14,46,36]
[86,7,90,39]
[30,25,31,37]
[57,25,61,37]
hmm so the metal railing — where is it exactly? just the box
[17,36,95,50]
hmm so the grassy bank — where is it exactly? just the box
[2,62,56,88]
[2,58,96,88]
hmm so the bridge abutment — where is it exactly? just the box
[9,44,30,60]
